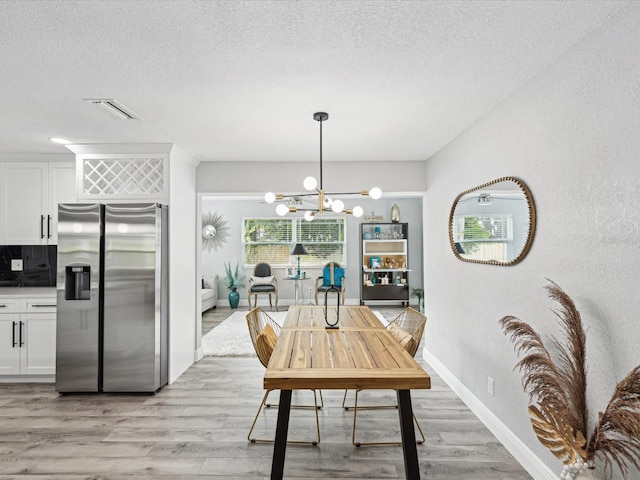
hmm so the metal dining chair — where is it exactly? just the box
[245,307,322,445]
[342,307,427,447]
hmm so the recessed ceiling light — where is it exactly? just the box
[49,137,72,145]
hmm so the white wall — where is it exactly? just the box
[423,4,640,478]
[168,145,199,382]
[197,160,426,194]
[200,196,424,308]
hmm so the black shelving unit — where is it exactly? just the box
[359,222,409,306]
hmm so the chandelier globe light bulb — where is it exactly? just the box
[352,206,364,217]
[331,199,345,213]
[276,204,289,216]
[304,211,315,221]
[264,192,276,204]
[369,187,382,200]
[303,176,317,191]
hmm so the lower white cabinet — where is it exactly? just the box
[0,297,56,376]
[0,313,21,374]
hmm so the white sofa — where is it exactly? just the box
[202,273,218,312]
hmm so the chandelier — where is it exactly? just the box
[264,112,382,221]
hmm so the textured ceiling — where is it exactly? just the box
[0,1,629,162]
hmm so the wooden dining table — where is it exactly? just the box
[264,305,431,479]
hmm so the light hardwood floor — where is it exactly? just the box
[0,306,532,479]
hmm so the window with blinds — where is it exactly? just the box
[453,214,513,262]
[243,217,346,267]
[296,218,345,266]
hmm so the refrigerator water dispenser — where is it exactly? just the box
[65,265,90,300]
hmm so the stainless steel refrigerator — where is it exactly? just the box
[55,203,169,393]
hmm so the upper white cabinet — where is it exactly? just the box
[48,163,77,243]
[0,162,76,245]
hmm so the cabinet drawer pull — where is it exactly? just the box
[47,215,52,239]
[12,321,17,347]
[19,321,24,347]
[30,304,56,308]
[41,215,45,239]
[0,304,7,308]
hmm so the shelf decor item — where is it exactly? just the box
[391,203,400,223]
[500,281,640,480]
[263,112,382,221]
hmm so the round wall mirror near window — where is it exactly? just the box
[449,177,536,266]
[203,224,216,239]
[202,211,230,252]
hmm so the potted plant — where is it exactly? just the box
[224,261,245,309]
[500,280,640,480]
[411,287,425,313]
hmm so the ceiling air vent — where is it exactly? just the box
[84,99,141,120]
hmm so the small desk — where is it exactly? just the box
[265,306,431,479]
[282,276,310,305]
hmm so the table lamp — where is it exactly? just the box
[291,243,308,278]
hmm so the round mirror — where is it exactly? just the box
[449,177,536,265]
[203,224,216,239]
[202,211,229,252]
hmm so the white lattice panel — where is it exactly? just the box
[80,156,167,199]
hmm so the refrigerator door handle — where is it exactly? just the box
[19,321,24,347]
[12,321,17,347]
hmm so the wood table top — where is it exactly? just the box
[282,305,385,330]
[264,306,431,391]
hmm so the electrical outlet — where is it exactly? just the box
[487,376,494,396]
[11,259,23,271]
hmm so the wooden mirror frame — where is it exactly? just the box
[449,176,536,266]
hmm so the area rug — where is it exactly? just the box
[202,309,387,357]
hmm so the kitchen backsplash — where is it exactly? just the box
[0,245,56,287]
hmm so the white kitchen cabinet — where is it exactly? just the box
[0,313,21,374]
[0,162,76,245]
[0,162,47,245]
[0,296,56,377]
[21,312,57,375]
[48,162,77,243]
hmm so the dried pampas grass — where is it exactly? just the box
[500,280,640,480]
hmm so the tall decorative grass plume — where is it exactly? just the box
[500,280,640,479]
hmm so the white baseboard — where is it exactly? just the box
[194,346,204,362]
[422,347,558,480]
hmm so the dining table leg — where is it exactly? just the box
[270,389,292,480]
[397,390,420,480]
